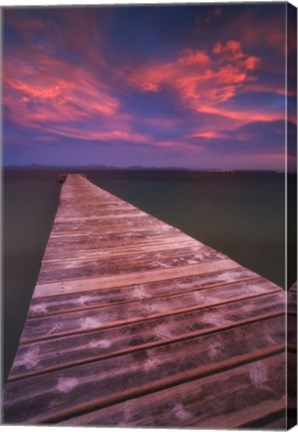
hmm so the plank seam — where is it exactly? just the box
[35,258,234,288]
[9,310,285,382]
[20,289,283,344]
[32,346,286,424]
[28,275,262,319]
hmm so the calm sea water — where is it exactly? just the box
[3,170,61,383]
[3,169,292,383]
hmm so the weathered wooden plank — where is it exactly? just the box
[37,247,226,284]
[51,213,179,238]
[42,237,200,263]
[33,259,239,296]
[45,230,189,251]
[58,353,285,428]
[21,280,282,344]
[40,244,222,271]
[56,206,140,217]
[28,267,259,318]
[3,316,285,424]
[22,279,281,344]
[51,215,162,234]
[54,210,144,222]
[57,198,135,207]
[54,207,158,220]
[45,231,193,249]
[10,292,284,380]
[49,223,180,238]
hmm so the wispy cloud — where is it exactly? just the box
[129,40,260,116]
[3,5,289,169]
[4,39,150,144]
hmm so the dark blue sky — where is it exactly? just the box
[3,3,296,169]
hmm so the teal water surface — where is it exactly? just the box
[3,170,61,383]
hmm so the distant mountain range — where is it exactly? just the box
[3,164,286,173]
[4,163,188,171]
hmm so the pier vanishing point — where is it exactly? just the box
[3,174,295,428]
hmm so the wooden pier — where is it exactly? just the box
[3,174,288,428]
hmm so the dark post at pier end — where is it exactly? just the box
[58,174,67,184]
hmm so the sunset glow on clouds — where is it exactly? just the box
[130,42,260,112]
[3,4,294,169]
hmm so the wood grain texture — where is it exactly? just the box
[3,317,285,424]
[33,258,239,297]
[42,237,200,263]
[28,267,258,318]
[21,280,282,344]
[3,174,287,427]
[10,293,284,380]
[59,353,285,428]
[37,246,226,283]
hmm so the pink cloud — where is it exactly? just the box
[243,82,288,96]
[130,40,260,113]
[188,131,227,139]
[38,125,151,144]
[127,40,289,135]
[197,105,284,124]
[4,54,119,121]
[213,40,243,59]
[4,9,288,159]
[177,49,211,67]
[3,45,153,145]
[4,10,153,145]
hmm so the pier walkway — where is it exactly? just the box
[3,174,287,428]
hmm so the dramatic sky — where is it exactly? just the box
[3,3,296,169]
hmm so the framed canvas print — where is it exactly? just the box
[1,0,297,429]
